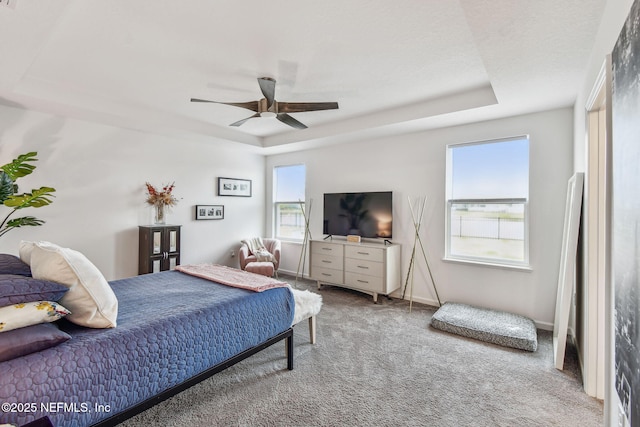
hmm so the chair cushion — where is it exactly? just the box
[245,262,274,277]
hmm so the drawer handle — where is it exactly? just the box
[322,248,333,251]
[321,273,332,277]
[357,251,370,255]
[357,279,369,284]
[322,260,332,264]
[357,265,369,269]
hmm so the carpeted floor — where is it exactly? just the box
[119,275,603,427]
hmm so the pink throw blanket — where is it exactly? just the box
[175,264,290,292]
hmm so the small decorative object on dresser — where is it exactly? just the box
[195,205,224,220]
[138,225,181,274]
[218,177,252,197]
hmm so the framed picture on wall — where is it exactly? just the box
[218,177,252,197]
[195,205,224,220]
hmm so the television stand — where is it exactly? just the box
[309,239,401,303]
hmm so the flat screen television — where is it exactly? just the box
[323,191,393,239]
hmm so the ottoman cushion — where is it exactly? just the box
[245,262,274,277]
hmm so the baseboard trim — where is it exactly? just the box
[278,269,305,278]
[398,294,554,330]
[284,275,554,331]
[398,293,440,308]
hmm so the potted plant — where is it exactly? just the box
[0,152,56,238]
[144,182,178,224]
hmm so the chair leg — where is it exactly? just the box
[308,316,317,344]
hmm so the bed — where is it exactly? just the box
[0,266,295,427]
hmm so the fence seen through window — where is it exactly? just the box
[448,200,526,262]
[446,136,529,266]
[275,203,305,239]
[273,164,306,240]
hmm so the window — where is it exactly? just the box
[445,136,530,267]
[273,164,306,240]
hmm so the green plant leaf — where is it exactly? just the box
[0,216,45,238]
[0,172,14,203]
[0,152,54,239]
[0,151,38,181]
[6,216,45,228]
[3,186,56,209]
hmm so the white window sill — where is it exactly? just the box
[443,257,532,272]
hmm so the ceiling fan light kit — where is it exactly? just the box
[191,77,339,130]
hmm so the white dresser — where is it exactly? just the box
[310,239,401,302]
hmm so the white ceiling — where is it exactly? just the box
[0,0,606,154]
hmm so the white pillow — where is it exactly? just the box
[18,240,35,265]
[0,300,71,333]
[29,242,118,328]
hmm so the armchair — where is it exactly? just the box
[239,238,281,277]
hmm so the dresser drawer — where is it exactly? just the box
[309,239,400,302]
[312,253,344,270]
[344,257,383,277]
[312,242,344,257]
[345,245,384,262]
[345,272,383,293]
[312,266,344,284]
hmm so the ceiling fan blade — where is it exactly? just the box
[190,98,259,112]
[257,77,276,108]
[230,113,261,127]
[277,101,339,113]
[276,113,307,129]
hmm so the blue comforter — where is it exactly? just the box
[0,270,294,427]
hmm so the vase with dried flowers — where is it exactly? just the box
[145,182,178,224]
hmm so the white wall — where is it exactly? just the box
[0,104,265,280]
[267,107,573,328]
[574,0,634,171]
[0,97,575,330]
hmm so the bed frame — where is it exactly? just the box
[93,328,293,427]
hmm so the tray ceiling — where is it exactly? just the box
[0,0,606,153]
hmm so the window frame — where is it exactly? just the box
[272,164,306,242]
[444,136,531,269]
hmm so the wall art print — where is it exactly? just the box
[218,177,252,197]
[195,205,224,220]
[612,0,640,425]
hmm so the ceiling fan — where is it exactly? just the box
[191,77,339,129]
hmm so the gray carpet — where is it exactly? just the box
[119,276,602,427]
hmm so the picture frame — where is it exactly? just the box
[195,205,224,220]
[552,172,583,370]
[218,177,252,197]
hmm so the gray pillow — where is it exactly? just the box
[0,323,71,362]
[0,253,31,277]
[0,274,68,306]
